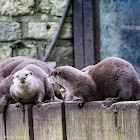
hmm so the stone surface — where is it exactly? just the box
[28,22,47,39]
[0,0,34,16]
[28,21,72,39]
[0,43,12,61]
[46,22,72,39]
[50,0,72,16]
[0,22,21,41]
[46,40,73,66]
[60,23,72,39]
[39,0,72,16]
[13,43,38,59]
[0,0,73,67]
[39,0,51,13]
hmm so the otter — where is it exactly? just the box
[10,64,54,107]
[0,56,30,82]
[87,57,140,101]
[0,58,53,112]
[50,57,140,107]
[81,65,94,73]
[50,66,97,106]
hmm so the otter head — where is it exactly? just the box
[12,69,33,86]
[47,69,61,84]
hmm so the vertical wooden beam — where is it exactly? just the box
[93,0,100,63]
[6,104,30,140]
[73,0,85,69]
[83,0,95,66]
[33,103,63,140]
[0,113,5,140]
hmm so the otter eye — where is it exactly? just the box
[25,74,28,77]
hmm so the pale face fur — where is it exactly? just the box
[12,69,33,88]
[50,69,77,95]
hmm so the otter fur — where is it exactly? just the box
[0,56,30,82]
[87,57,140,101]
[0,57,53,112]
[50,66,97,103]
[10,64,54,106]
[50,57,140,106]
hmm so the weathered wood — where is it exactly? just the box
[0,113,5,140]
[65,101,113,140]
[6,104,30,140]
[83,0,95,66]
[111,101,140,140]
[33,103,63,140]
[93,0,100,63]
[65,101,140,140]
[73,0,85,69]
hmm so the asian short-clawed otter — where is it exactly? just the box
[50,66,97,107]
[10,64,55,107]
[0,57,53,113]
[50,57,140,107]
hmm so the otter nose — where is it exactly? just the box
[20,77,26,83]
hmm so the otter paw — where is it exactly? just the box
[15,103,22,107]
[36,102,43,107]
[73,98,82,101]
[78,101,85,108]
[45,100,53,103]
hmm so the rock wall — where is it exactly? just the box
[0,0,73,66]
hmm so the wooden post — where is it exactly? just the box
[0,113,5,140]
[83,0,95,66]
[33,103,63,140]
[6,104,30,140]
[72,0,85,69]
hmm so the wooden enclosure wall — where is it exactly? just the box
[0,101,140,140]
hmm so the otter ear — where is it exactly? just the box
[11,75,14,79]
[30,71,33,75]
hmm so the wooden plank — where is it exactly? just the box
[83,0,95,66]
[0,113,5,140]
[102,105,119,140]
[93,0,100,63]
[65,101,140,140]
[65,101,113,140]
[113,101,140,140]
[6,104,30,140]
[72,0,85,69]
[33,103,63,140]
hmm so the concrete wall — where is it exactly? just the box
[0,0,73,66]
[1,101,140,140]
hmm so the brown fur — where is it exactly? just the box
[50,66,97,102]
[0,56,30,82]
[10,64,55,106]
[0,57,52,112]
[50,57,140,104]
[87,57,140,101]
